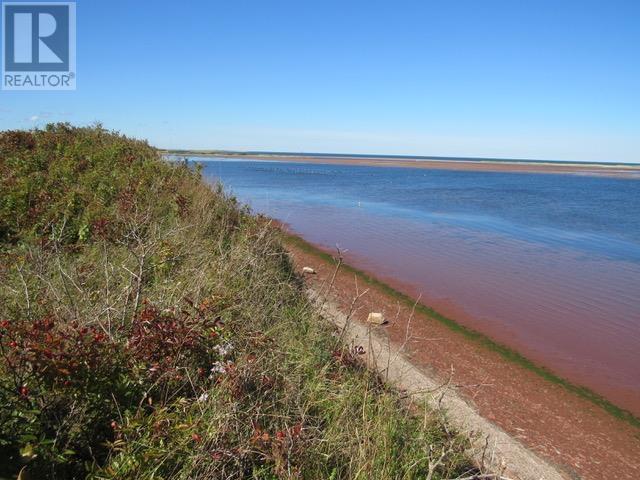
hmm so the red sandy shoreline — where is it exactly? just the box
[183,152,640,178]
[269,208,640,415]
[280,227,640,480]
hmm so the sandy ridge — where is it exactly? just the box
[173,152,640,178]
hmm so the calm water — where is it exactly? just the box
[199,158,640,414]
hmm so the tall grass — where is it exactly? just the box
[0,124,473,479]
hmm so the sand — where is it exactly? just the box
[284,235,640,480]
[181,152,640,178]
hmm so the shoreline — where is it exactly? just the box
[165,151,640,178]
[309,288,565,480]
[282,229,639,425]
[279,226,640,479]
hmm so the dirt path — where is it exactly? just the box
[285,239,640,480]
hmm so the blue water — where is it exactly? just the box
[197,157,640,412]
[201,159,640,259]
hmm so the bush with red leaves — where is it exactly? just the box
[0,316,124,391]
[0,298,225,477]
[0,315,136,478]
[127,302,223,395]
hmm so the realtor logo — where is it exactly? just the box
[2,1,76,90]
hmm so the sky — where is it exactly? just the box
[0,0,639,162]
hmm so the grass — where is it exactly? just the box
[0,124,476,479]
[281,231,640,430]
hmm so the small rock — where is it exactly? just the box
[302,266,316,274]
[367,312,386,325]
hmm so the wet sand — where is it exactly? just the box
[184,152,640,178]
[282,232,640,480]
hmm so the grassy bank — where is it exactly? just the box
[282,232,640,429]
[0,125,473,479]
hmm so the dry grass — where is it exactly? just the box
[0,124,477,479]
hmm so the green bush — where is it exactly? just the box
[0,124,472,479]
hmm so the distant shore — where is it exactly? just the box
[163,150,640,178]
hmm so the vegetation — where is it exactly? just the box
[0,124,472,479]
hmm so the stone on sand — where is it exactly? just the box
[367,312,386,325]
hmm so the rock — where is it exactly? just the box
[367,312,386,325]
[302,266,316,274]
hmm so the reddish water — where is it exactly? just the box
[281,205,640,414]
[201,159,640,415]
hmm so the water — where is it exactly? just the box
[198,157,640,414]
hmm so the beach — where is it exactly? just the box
[168,151,640,178]
[198,156,640,416]
[282,232,640,480]
[6,2,639,477]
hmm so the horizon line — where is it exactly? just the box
[160,148,640,168]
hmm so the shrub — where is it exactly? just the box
[0,124,472,479]
[0,315,133,477]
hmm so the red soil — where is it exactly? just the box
[284,237,640,480]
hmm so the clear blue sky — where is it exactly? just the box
[1,0,639,162]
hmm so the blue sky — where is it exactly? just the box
[1,0,639,162]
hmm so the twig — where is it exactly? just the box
[447,475,515,480]
[16,265,31,319]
